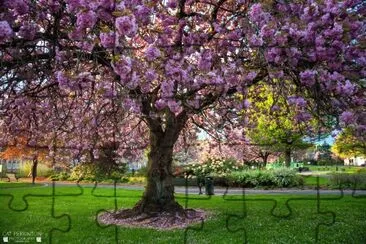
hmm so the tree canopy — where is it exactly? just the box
[332,128,366,158]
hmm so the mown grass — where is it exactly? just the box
[302,176,330,187]
[307,166,363,173]
[0,183,365,243]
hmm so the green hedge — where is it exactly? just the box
[228,168,303,188]
[329,172,366,189]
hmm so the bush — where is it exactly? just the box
[228,168,303,188]
[17,162,53,178]
[329,172,366,189]
[68,161,129,182]
[135,166,148,177]
[273,168,303,187]
[316,158,343,166]
[128,176,146,184]
[69,163,98,181]
[185,157,244,177]
[50,172,70,181]
[228,170,276,188]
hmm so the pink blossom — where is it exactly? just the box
[340,111,355,124]
[115,15,138,37]
[135,5,152,25]
[249,35,263,47]
[145,69,157,82]
[167,0,177,9]
[300,70,317,86]
[198,50,213,71]
[5,0,29,15]
[342,80,356,96]
[295,112,311,123]
[65,0,82,12]
[145,45,161,61]
[113,56,132,78]
[244,71,257,81]
[0,21,13,42]
[167,100,181,114]
[288,96,306,107]
[77,10,97,29]
[155,99,167,110]
[18,22,37,40]
[99,32,115,48]
[249,3,270,24]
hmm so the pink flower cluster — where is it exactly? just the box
[0,21,13,42]
[116,15,137,37]
[99,32,115,49]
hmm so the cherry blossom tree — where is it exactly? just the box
[1,0,365,222]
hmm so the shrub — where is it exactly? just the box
[17,162,53,178]
[69,161,128,182]
[185,157,244,177]
[69,163,98,181]
[128,176,146,184]
[329,172,366,189]
[50,172,70,181]
[273,168,303,187]
[316,158,343,166]
[228,168,303,188]
[135,166,148,177]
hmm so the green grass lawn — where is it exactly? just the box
[302,176,330,188]
[307,165,363,173]
[1,183,365,244]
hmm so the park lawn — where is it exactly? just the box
[302,176,330,188]
[0,182,43,188]
[307,165,363,173]
[0,183,365,244]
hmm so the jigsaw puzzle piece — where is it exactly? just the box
[222,176,343,243]
[0,181,72,244]
[222,187,247,243]
[92,180,120,244]
[176,177,213,244]
[351,173,366,199]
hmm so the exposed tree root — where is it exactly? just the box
[98,208,206,230]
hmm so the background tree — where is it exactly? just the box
[332,128,366,159]
[0,0,364,224]
[0,137,48,184]
[244,83,314,166]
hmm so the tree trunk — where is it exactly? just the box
[262,152,269,169]
[284,149,291,167]
[132,130,182,214]
[31,155,38,184]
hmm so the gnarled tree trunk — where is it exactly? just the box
[133,130,182,213]
[124,110,188,216]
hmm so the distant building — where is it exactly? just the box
[0,159,25,173]
[344,156,366,166]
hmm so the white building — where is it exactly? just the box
[344,156,366,166]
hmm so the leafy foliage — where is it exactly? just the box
[228,168,303,188]
[329,172,366,189]
[332,128,366,158]
[185,157,244,177]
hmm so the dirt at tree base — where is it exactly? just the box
[98,208,207,230]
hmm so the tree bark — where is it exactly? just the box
[132,112,187,214]
[261,152,269,169]
[284,149,291,167]
[133,132,182,213]
[31,155,38,184]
